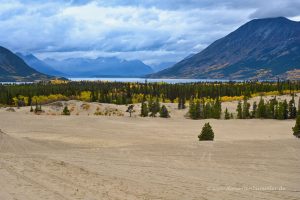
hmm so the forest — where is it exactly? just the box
[1,80,300,107]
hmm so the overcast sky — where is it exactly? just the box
[0,0,299,65]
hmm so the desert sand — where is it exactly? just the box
[0,95,299,200]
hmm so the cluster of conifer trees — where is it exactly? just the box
[188,98,222,119]
[236,96,299,120]
[1,80,300,106]
[140,99,170,118]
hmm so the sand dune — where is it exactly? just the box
[0,96,299,199]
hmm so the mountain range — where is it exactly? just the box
[16,53,66,77]
[43,57,153,77]
[150,17,300,79]
[1,17,300,81]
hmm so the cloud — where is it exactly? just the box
[0,0,299,65]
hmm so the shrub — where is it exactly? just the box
[159,105,170,118]
[62,106,70,115]
[198,123,214,141]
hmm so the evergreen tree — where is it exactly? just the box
[62,106,70,115]
[268,97,278,119]
[149,98,160,117]
[141,101,149,117]
[283,100,289,119]
[277,101,288,120]
[236,101,243,119]
[204,103,212,119]
[224,108,230,120]
[195,100,202,119]
[189,98,197,119]
[251,101,257,118]
[212,98,222,119]
[198,123,214,141]
[160,105,170,118]
[292,115,300,138]
[288,96,297,119]
[242,98,250,119]
[256,97,266,118]
[298,97,300,115]
[34,100,42,113]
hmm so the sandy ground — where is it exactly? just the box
[0,95,299,200]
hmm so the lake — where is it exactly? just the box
[69,78,236,83]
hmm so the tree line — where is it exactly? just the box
[1,80,300,106]
[236,96,299,120]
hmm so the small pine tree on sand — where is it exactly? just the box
[224,108,230,120]
[141,101,149,117]
[292,115,300,138]
[198,123,214,141]
[62,106,70,115]
[236,101,243,119]
[160,105,170,118]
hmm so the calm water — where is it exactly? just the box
[0,78,243,85]
[69,77,235,83]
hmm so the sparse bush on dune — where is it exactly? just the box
[81,103,90,111]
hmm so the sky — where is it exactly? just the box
[0,0,300,65]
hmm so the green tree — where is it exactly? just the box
[298,97,300,115]
[141,101,149,117]
[236,101,243,119]
[224,108,230,120]
[256,97,266,118]
[282,100,288,119]
[242,98,250,119]
[288,96,297,119]
[62,106,70,115]
[149,99,160,117]
[251,101,257,118]
[292,115,300,138]
[212,98,222,119]
[277,101,288,120]
[34,100,42,113]
[189,99,197,119]
[160,105,170,118]
[198,123,214,141]
[268,97,278,119]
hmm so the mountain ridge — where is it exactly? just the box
[16,53,66,77]
[0,46,52,82]
[149,17,300,80]
[43,57,154,77]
